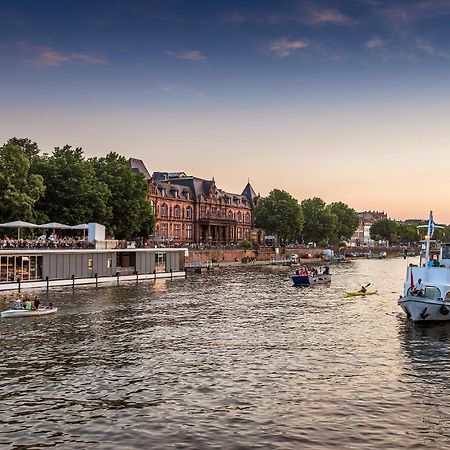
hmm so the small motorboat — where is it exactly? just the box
[346,290,378,297]
[292,272,331,286]
[1,307,58,318]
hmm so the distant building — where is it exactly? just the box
[129,159,262,245]
[350,211,388,247]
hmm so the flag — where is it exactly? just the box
[428,211,435,239]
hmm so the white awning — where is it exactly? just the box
[0,221,40,228]
[38,222,72,229]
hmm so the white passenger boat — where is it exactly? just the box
[398,212,450,322]
[1,307,58,318]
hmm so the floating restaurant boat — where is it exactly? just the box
[1,307,58,318]
[398,212,450,322]
[0,223,187,292]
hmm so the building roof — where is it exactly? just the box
[128,158,152,180]
[241,182,258,207]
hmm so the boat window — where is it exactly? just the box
[424,286,441,300]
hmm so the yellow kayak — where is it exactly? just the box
[346,290,378,297]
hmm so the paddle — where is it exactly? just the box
[359,282,371,293]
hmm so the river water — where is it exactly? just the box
[1,257,450,449]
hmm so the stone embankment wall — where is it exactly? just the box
[186,246,411,264]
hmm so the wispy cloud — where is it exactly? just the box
[165,50,207,61]
[365,36,385,49]
[308,8,355,25]
[26,47,106,67]
[156,82,207,100]
[415,37,450,59]
[267,38,308,57]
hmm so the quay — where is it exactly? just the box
[0,247,187,292]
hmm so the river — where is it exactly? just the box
[1,257,450,449]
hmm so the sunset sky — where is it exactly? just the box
[1,1,450,222]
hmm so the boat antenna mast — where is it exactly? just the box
[417,211,443,264]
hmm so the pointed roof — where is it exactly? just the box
[241,182,258,207]
[128,158,151,180]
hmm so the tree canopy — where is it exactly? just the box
[31,146,112,226]
[254,189,303,243]
[370,219,399,244]
[301,197,337,244]
[0,143,45,222]
[328,202,359,242]
[91,152,155,239]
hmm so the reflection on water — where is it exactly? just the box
[0,258,450,449]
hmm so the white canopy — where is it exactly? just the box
[0,220,40,228]
[72,223,89,230]
[39,222,72,229]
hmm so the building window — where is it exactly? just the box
[200,206,206,219]
[88,259,93,270]
[245,212,251,224]
[174,205,181,219]
[211,207,217,218]
[237,227,242,240]
[0,255,43,282]
[161,203,168,218]
[186,206,193,219]
[245,228,251,240]
[107,258,113,268]
[237,212,242,223]
[174,224,181,239]
[186,224,193,239]
[160,223,168,238]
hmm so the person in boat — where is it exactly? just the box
[24,298,32,310]
[323,266,330,275]
[359,285,367,293]
[412,278,425,296]
[33,297,40,310]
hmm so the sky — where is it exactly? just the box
[1,0,450,222]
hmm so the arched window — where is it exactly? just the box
[228,210,233,220]
[174,205,181,219]
[161,203,168,218]
[237,212,242,223]
[186,206,193,219]
[245,212,250,224]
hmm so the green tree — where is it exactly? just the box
[0,143,45,222]
[301,197,337,244]
[6,137,40,160]
[370,219,399,243]
[31,146,111,226]
[254,189,303,243]
[397,223,419,244]
[91,152,155,239]
[328,202,359,243]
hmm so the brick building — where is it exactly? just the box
[129,159,261,245]
[350,210,388,247]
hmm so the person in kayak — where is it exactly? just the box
[359,285,367,293]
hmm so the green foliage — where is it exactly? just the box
[328,202,359,242]
[91,152,155,239]
[370,219,399,243]
[7,137,40,160]
[31,146,112,226]
[241,239,252,251]
[301,197,337,245]
[254,189,303,243]
[397,223,419,244]
[0,143,45,222]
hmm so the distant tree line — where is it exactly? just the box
[0,137,155,239]
[370,218,450,245]
[254,189,359,246]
